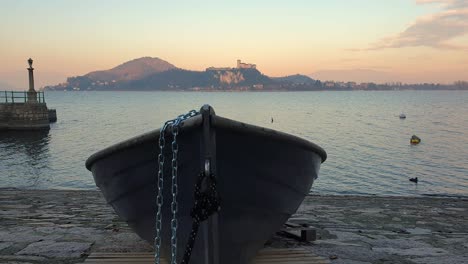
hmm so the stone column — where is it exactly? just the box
[27,58,38,103]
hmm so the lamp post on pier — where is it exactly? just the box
[27,58,38,103]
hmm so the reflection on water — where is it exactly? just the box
[1,130,50,157]
[0,130,51,188]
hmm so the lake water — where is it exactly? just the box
[1,91,467,197]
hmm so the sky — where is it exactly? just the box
[1,0,467,89]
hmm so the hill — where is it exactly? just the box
[272,74,317,84]
[44,58,277,91]
[38,58,468,91]
[85,57,176,82]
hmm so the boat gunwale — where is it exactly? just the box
[85,114,327,170]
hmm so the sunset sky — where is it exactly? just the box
[1,0,467,89]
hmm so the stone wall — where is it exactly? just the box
[0,103,50,130]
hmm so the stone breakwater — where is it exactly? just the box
[0,188,467,264]
[0,103,50,130]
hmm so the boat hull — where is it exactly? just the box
[86,113,326,263]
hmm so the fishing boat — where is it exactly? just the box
[85,105,326,264]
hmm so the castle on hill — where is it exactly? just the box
[206,59,256,71]
[236,59,256,69]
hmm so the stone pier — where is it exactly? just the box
[0,58,54,130]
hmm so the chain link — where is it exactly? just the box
[154,110,198,264]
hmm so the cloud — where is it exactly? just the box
[365,0,468,50]
[416,0,468,8]
[416,0,451,5]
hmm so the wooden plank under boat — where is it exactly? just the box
[83,248,330,264]
[85,105,326,264]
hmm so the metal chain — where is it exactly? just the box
[154,122,169,264]
[154,110,198,264]
[170,117,180,264]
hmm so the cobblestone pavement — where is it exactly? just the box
[293,195,468,264]
[0,188,467,263]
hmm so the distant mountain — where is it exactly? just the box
[85,57,176,82]
[43,59,465,91]
[44,58,277,91]
[272,74,317,84]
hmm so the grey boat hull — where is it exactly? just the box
[86,106,326,263]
